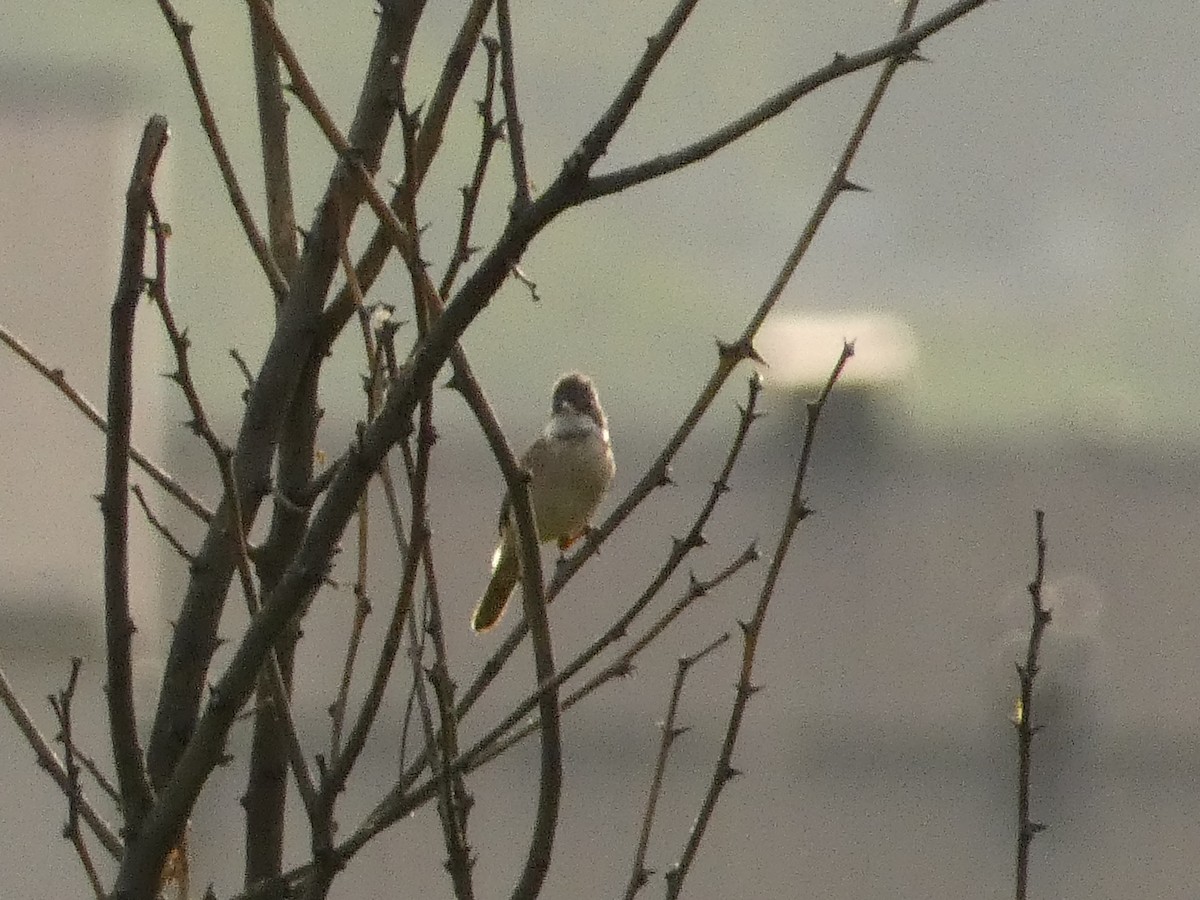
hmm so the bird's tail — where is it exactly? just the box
[472,548,520,632]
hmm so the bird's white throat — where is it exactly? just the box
[544,410,608,444]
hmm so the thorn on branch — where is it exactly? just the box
[838,178,869,193]
[716,335,764,366]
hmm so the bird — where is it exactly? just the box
[472,372,616,632]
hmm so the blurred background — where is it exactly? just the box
[3,0,1200,897]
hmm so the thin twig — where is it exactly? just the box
[132,484,195,564]
[408,614,476,900]
[154,0,289,299]
[0,663,123,857]
[495,0,531,209]
[49,658,107,899]
[0,326,212,524]
[565,0,704,177]
[417,548,474,897]
[229,348,255,398]
[665,342,853,899]
[509,264,540,303]
[440,34,502,299]
[624,634,729,900]
[413,0,495,184]
[318,387,433,841]
[1014,509,1050,900]
[103,114,167,840]
[66,741,122,808]
[326,214,382,765]
[248,0,300,289]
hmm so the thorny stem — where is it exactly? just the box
[1014,510,1050,900]
[624,634,729,900]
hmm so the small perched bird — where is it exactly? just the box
[472,372,616,632]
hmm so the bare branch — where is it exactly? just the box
[249,0,422,275]
[324,204,381,767]
[0,662,123,858]
[413,0,496,183]
[408,631,476,900]
[154,0,289,300]
[566,0,704,177]
[248,0,300,288]
[436,339,562,900]
[495,0,531,208]
[624,634,729,900]
[417,566,475,899]
[131,484,195,565]
[1014,510,1051,900]
[501,418,560,900]
[49,658,107,900]
[61,736,122,809]
[440,35,503,299]
[0,324,212,523]
[323,435,427,801]
[103,114,167,840]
